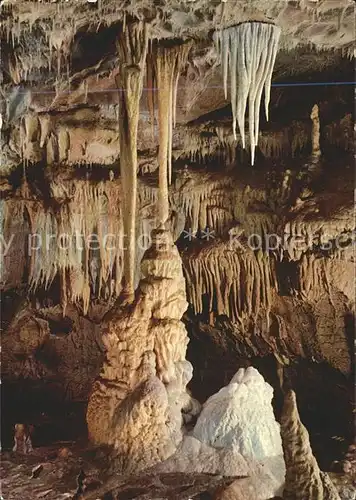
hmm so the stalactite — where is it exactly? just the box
[214,22,281,165]
[2,171,286,313]
[116,21,149,301]
[149,39,192,224]
[183,242,277,323]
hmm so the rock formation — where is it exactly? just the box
[193,367,283,460]
[156,367,285,500]
[116,21,149,300]
[86,226,198,472]
[0,0,354,497]
[281,390,341,500]
[214,22,281,164]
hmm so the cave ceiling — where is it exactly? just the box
[0,0,354,175]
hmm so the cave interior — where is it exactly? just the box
[0,0,355,499]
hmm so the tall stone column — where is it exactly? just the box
[86,226,197,473]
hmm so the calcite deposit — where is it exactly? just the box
[281,390,341,500]
[193,367,283,460]
[86,227,198,472]
[1,0,354,498]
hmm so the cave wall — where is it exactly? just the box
[0,0,354,472]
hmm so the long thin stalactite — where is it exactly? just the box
[116,22,149,300]
[149,40,192,225]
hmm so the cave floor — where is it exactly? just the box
[1,444,355,500]
[0,444,241,500]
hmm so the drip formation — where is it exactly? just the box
[214,22,281,165]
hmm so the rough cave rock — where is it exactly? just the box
[0,0,354,498]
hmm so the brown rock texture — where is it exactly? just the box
[86,227,198,472]
[1,1,354,494]
[0,444,238,500]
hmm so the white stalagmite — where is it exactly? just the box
[193,367,283,460]
[214,22,281,165]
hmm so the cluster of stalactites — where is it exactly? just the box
[0,181,125,315]
[30,182,123,315]
[183,242,277,325]
[179,123,310,165]
[3,15,75,84]
[214,22,281,165]
[2,0,117,84]
[1,175,281,315]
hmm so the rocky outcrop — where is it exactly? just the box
[281,390,340,500]
[2,304,105,402]
[86,227,199,473]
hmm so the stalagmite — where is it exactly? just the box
[86,36,197,475]
[310,103,321,160]
[86,228,196,473]
[281,390,340,500]
[150,40,192,224]
[116,21,148,301]
[214,22,281,165]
